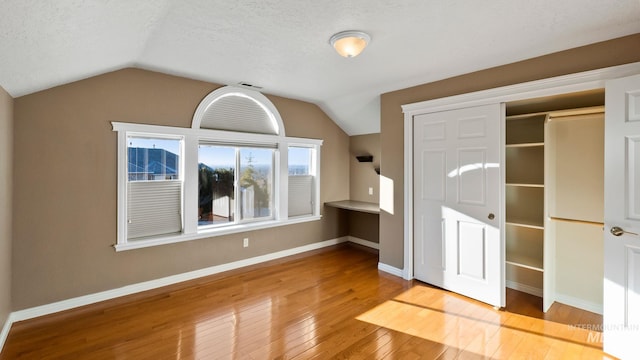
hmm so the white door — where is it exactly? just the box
[413,104,504,307]
[604,74,640,359]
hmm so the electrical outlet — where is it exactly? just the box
[368,187,374,195]
[243,238,249,247]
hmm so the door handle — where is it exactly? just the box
[611,226,638,237]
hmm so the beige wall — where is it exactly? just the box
[349,133,380,203]
[347,133,380,243]
[0,85,12,328]
[380,33,640,269]
[12,68,350,310]
[348,211,379,244]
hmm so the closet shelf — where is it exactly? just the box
[506,142,544,148]
[505,220,544,230]
[505,221,544,231]
[506,183,544,188]
[506,113,550,120]
[506,253,544,272]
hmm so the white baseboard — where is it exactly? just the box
[506,280,543,298]
[347,236,379,250]
[0,313,14,354]
[505,282,603,315]
[555,293,603,315]
[378,262,404,277]
[7,237,348,327]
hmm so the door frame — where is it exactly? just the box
[401,62,640,288]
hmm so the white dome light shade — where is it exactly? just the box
[329,30,371,58]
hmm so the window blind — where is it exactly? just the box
[200,96,278,135]
[127,180,182,239]
[288,175,313,217]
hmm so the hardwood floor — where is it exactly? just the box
[1,244,611,359]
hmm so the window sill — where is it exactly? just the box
[114,215,322,252]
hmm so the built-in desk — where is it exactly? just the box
[324,200,380,214]
[325,200,380,250]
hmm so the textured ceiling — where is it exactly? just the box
[1,1,639,135]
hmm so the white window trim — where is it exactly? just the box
[113,121,322,251]
[287,143,320,217]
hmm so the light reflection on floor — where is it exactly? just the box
[356,284,612,359]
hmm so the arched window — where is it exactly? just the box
[112,86,322,251]
[192,86,284,136]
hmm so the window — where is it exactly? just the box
[198,145,235,226]
[288,146,315,217]
[113,86,322,251]
[198,145,275,227]
[239,147,274,220]
[126,135,183,240]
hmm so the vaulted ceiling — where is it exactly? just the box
[1,1,639,135]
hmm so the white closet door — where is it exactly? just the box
[603,73,640,359]
[413,104,504,307]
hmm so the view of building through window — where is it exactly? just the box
[126,136,183,240]
[127,137,181,181]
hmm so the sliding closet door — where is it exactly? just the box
[603,74,640,359]
[413,104,504,308]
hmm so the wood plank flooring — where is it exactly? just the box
[1,244,611,359]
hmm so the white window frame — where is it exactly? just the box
[197,142,277,229]
[113,122,322,251]
[287,144,319,218]
[125,133,185,239]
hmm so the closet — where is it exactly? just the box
[505,90,605,313]
[405,66,640,321]
[405,69,640,357]
[505,114,545,297]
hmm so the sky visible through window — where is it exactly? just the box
[288,147,311,167]
[128,137,180,154]
[129,138,310,168]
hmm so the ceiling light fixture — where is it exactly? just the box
[329,30,371,58]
